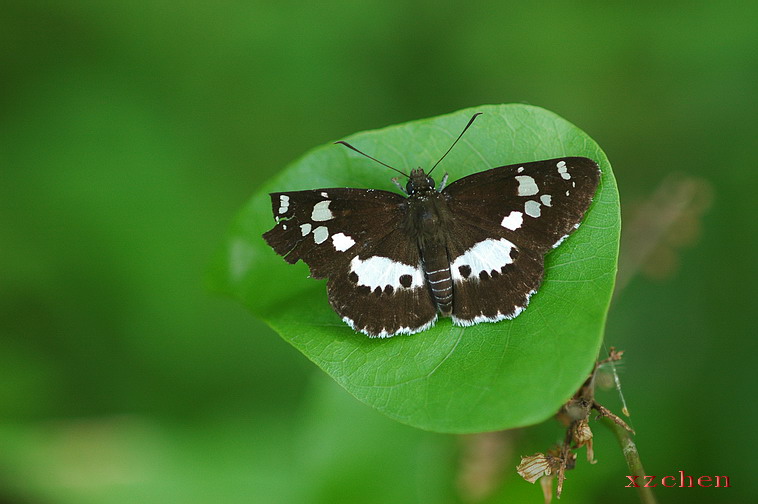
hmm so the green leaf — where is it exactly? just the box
[213,104,620,433]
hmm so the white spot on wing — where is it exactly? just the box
[557,160,571,180]
[451,238,516,281]
[300,223,312,236]
[525,200,541,218]
[313,226,329,244]
[350,256,424,290]
[515,175,539,196]
[320,192,328,198]
[552,234,569,248]
[311,200,333,221]
[501,210,523,230]
[540,194,552,207]
[331,232,355,251]
[278,195,290,214]
[517,166,524,173]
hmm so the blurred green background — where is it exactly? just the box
[1,1,755,503]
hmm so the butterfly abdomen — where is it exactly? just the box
[420,238,453,317]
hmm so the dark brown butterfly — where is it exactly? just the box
[264,114,600,337]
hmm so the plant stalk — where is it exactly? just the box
[602,417,657,504]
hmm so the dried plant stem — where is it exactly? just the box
[602,417,657,504]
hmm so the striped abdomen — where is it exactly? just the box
[421,240,453,316]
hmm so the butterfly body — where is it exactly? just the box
[264,151,600,338]
[398,168,457,316]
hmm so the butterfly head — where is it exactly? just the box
[336,113,483,199]
[406,168,436,195]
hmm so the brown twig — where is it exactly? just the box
[593,401,635,435]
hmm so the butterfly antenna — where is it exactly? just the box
[428,112,482,175]
[335,141,409,178]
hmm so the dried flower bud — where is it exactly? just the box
[572,418,595,463]
[517,452,564,484]
[517,453,552,483]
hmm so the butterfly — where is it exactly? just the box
[263,114,600,337]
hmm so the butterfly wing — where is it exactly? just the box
[263,188,437,337]
[442,157,600,325]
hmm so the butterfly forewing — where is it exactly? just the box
[444,157,600,252]
[265,189,401,276]
[263,188,438,337]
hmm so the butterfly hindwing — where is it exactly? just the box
[443,157,600,325]
[328,250,438,337]
[263,188,437,337]
[443,217,545,325]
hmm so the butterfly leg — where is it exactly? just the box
[391,177,408,194]
[438,173,449,191]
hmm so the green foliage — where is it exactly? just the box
[214,104,620,433]
[4,1,756,501]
